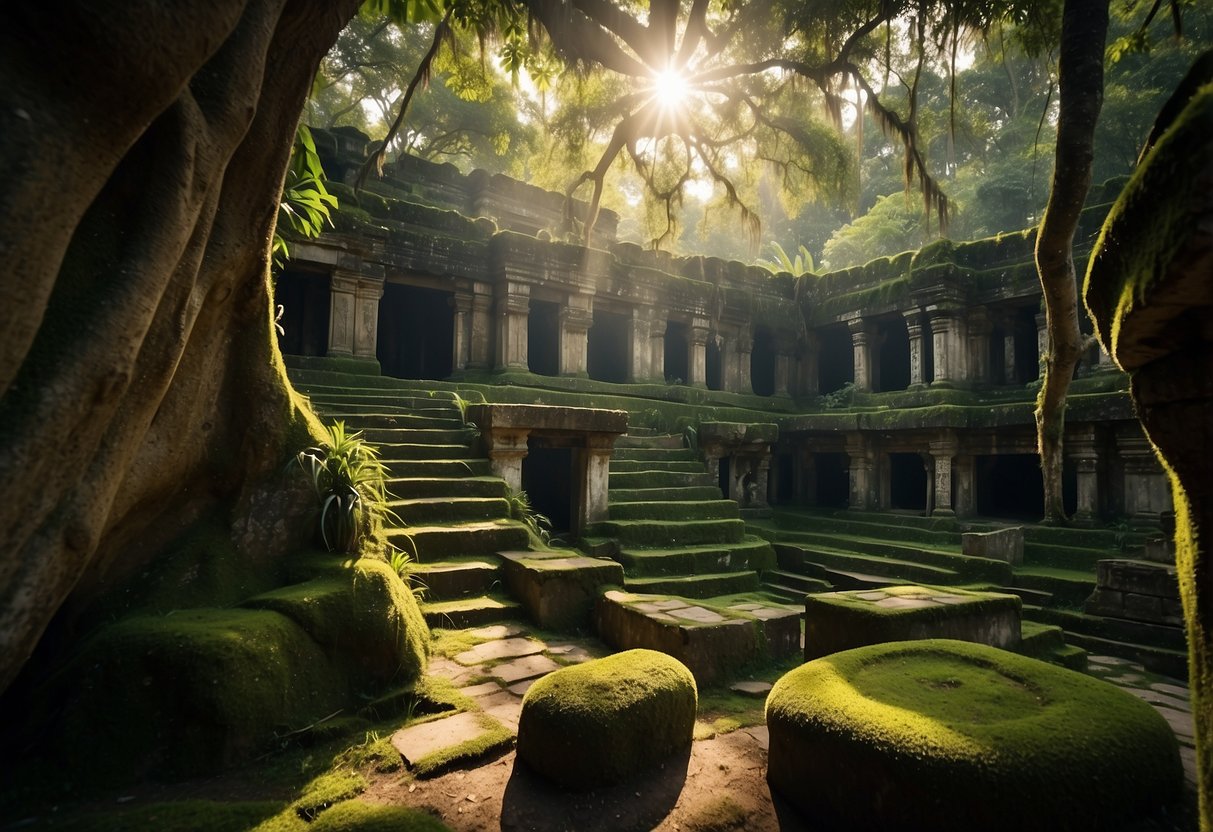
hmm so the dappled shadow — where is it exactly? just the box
[500,745,691,832]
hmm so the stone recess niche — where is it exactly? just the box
[803,585,1021,660]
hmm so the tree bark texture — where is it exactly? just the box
[1033,0,1109,522]
[0,1,361,694]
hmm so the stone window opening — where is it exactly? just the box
[705,336,723,390]
[875,317,911,392]
[377,282,454,380]
[528,299,560,376]
[813,452,850,508]
[888,452,929,513]
[587,308,629,383]
[751,327,777,397]
[816,325,854,395]
[274,268,330,358]
[664,320,689,384]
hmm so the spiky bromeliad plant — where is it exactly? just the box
[296,421,391,553]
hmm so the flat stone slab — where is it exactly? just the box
[730,681,773,697]
[1151,682,1190,697]
[804,585,1022,660]
[670,606,727,624]
[391,712,493,767]
[428,657,487,684]
[455,637,543,666]
[491,654,561,684]
[467,624,525,640]
[461,681,503,698]
[508,679,537,696]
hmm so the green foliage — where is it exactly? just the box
[505,485,552,543]
[756,241,816,276]
[275,125,337,266]
[296,421,391,553]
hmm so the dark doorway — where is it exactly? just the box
[706,338,723,390]
[1012,307,1040,385]
[751,327,777,397]
[975,454,1044,520]
[817,325,853,395]
[773,452,796,505]
[664,321,688,384]
[717,456,731,500]
[377,283,453,380]
[814,453,850,508]
[587,309,629,383]
[888,453,928,512]
[274,270,330,357]
[522,444,574,534]
[876,317,911,392]
[528,300,559,376]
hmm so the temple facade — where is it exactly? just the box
[278,127,1169,527]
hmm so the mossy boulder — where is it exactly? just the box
[52,609,349,784]
[766,639,1182,831]
[243,557,429,686]
[516,649,697,788]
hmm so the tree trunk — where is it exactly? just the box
[0,0,361,694]
[1033,0,1109,523]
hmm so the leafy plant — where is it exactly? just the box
[505,486,552,544]
[296,421,391,553]
[756,241,816,276]
[817,382,857,410]
[273,125,338,268]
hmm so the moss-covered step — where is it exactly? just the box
[309,800,453,831]
[1018,620,1087,670]
[614,537,777,576]
[608,469,717,489]
[388,520,530,559]
[499,550,625,629]
[594,589,800,684]
[388,496,510,524]
[1010,565,1096,605]
[624,570,760,598]
[772,529,1011,583]
[354,427,476,447]
[767,507,961,544]
[383,458,493,478]
[387,475,508,500]
[421,593,524,629]
[607,499,740,521]
[376,442,476,461]
[609,458,707,473]
[590,518,747,546]
[804,585,1022,660]
[777,542,963,586]
[761,569,833,603]
[611,445,698,461]
[1024,605,1187,678]
[517,649,696,788]
[390,710,514,779]
[407,557,502,600]
[1023,540,1122,570]
[608,485,724,502]
[305,411,465,431]
[766,639,1182,831]
[615,432,683,448]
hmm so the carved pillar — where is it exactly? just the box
[559,295,593,377]
[928,310,966,387]
[649,313,668,382]
[688,319,711,388]
[756,456,772,507]
[452,292,473,371]
[845,434,875,510]
[718,332,738,392]
[953,454,976,518]
[485,428,529,492]
[1001,311,1018,385]
[848,317,872,392]
[495,281,530,370]
[350,277,383,360]
[929,434,958,516]
[904,309,925,388]
[967,307,992,387]
[327,272,358,357]
[627,309,652,383]
[1036,312,1049,380]
[1069,426,1101,527]
[468,289,493,369]
[582,435,615,528]
[736,326,754,394]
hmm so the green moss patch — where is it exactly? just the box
[292,770,368,821]
[31,800,283,832]
[308,801,451,832]
[766,639,1182,830]
[517,649,697,788]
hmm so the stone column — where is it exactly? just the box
[468,289,493,369]
[845,434,874,510]
[485,428,529,492]
[1002,312,1018,385]
[756,457,772,507]
[953,454,976,518]
[352,277,383,360]
[929,435,958,516]
[582,435,615,528]
[877,453,892,510]
[1069,426,1101,527]
[848,317,872,392]
[1036,312,1049,380]
[801,332,820,396]
[904,310,926,388]
[688,319,711,388]
[452,292,473,371]
[559,296,593,377]
[736,327,754,394]
[327,272,358,357]
[495,281,530,370]
[774,336,795,397]
[627,309,652,383]
[718,332,738,392]
[928,310,966,388]
[967,307,992,387]
[649,313,667,381]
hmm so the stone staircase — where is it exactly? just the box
[291,371,531,628]
[590,430,777,597]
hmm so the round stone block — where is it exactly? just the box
[766,639,1181,831]
[517,648,697,788]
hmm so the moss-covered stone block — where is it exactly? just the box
[804,585,1021,660]
[54,609,349,783]
[243,557,428,686]
[767,639,1181,831]
[308,801,451,832]
[517,649,696,788]
[499,550,624,629]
